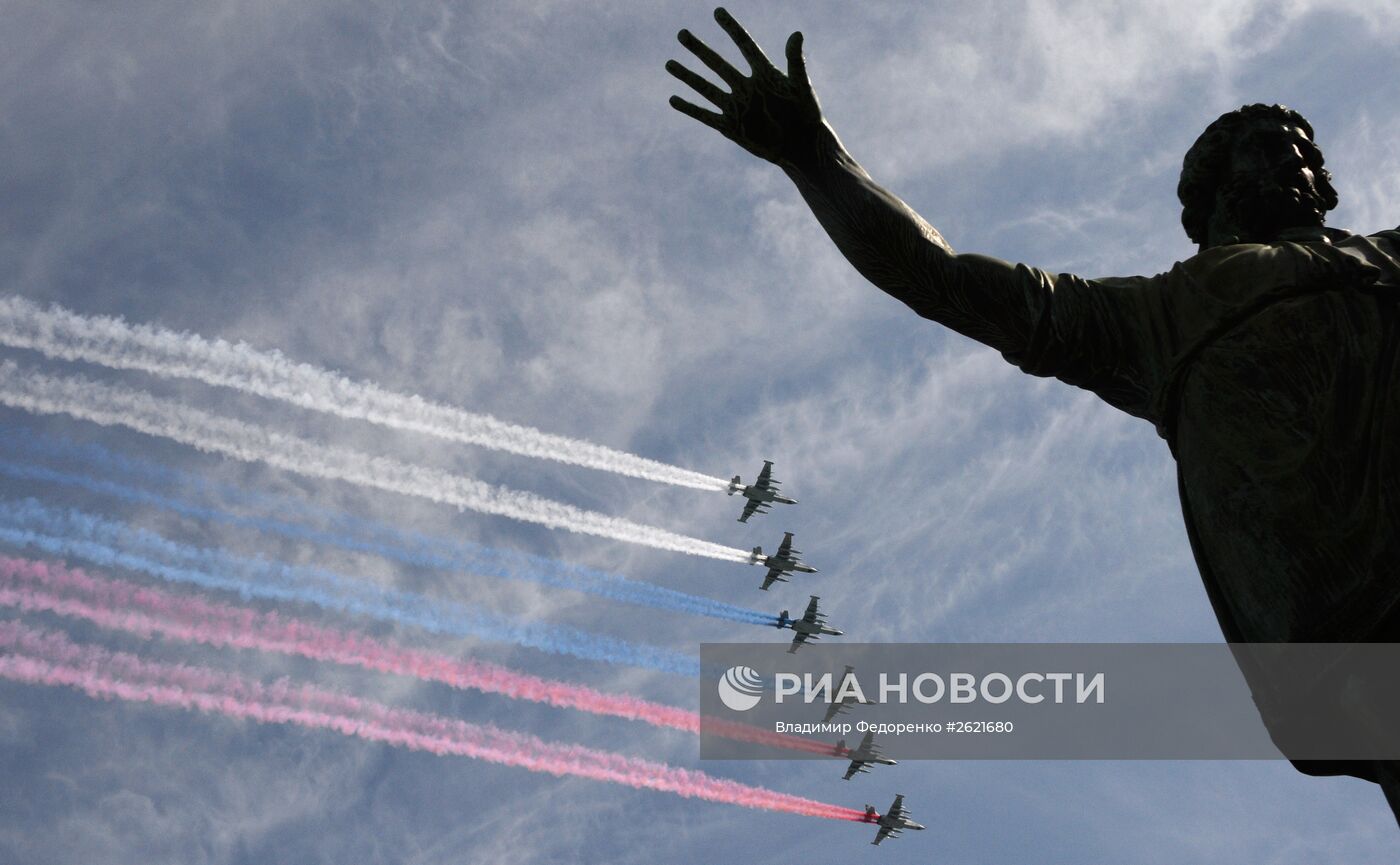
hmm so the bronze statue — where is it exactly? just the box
[668,8,1400,826]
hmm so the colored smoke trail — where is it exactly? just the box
[0,621,866,821]
[0,360,752,563]
[0,498,699,676]
[0,449,775,627]
[0,555,831,754]
[0,295,730,491]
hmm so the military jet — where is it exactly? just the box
[776,595,843,653]
[728,460,796,522]
[821,665,871,723]
[835,731,898,780]
[750,531,818,590]
[862,794,926,845]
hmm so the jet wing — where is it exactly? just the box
[787,631,809,653]
[844,732,879,778]
[776,533,794,558]
[738,498,765,523]
[821,701,849,723]
[801,596,821,624]
[759,567,787,591]
[843,758,870,780]
[755,460,774,489]
[888,794,906,818]
[872,825,896,846]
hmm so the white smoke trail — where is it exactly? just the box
[0,361,751,563]
[0,295,730,491]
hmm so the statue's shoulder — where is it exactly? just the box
[1178,237,1360,291]
[1173,243,1293,294]
[1366,225,1400,252]
[1148,239,1371,318]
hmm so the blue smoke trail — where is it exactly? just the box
[0,429,776,626]
[0,497,700,676]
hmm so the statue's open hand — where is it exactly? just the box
[666,8,823,168]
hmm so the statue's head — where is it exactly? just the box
[1178,104,1338,251]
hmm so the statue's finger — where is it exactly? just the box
[784,32,811,90]
[714,7,776,73]
[669,95,730,135]
[665,59,729,110]
[678,28,745,89]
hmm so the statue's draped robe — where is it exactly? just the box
[915,226,1400,791]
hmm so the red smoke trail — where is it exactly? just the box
[0,555,837,756]
[0,620,868,821]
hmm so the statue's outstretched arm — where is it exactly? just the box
[667,8,1044,355]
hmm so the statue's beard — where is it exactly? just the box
[1216,169,1334,243]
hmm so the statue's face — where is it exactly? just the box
[1210,120,1337,245]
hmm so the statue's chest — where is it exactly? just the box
[1174,290,1400,478]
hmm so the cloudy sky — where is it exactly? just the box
[2,1,1399,862]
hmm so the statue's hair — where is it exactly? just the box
[1177,104,1326,246]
